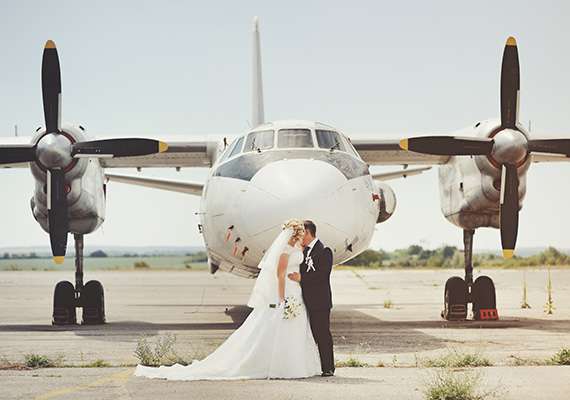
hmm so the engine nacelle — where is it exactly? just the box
[29,124,106,235]
[374,181,397,223]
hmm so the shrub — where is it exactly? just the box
[24,354,55,369]
[550,348,570,365]
[424,369,491,400]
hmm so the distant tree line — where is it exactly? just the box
[343,245,570,268]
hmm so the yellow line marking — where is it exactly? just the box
[34,368,132,400]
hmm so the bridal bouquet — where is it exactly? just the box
[282,297,302,320]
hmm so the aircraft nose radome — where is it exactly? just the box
[239,159,347,236]
[251,159,346,200]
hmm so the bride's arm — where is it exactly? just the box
[277,253,289,303]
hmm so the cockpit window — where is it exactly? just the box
[244,130,274,152]
[227,136,244,158]
[277,129,313,148]
[316,130,346,151]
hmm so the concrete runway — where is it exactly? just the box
[0,268,569,399]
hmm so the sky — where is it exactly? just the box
[0,1,569,252]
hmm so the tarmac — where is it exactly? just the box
[0,268,569,399]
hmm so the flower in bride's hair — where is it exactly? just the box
[282,219,305,243]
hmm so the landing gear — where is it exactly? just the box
[441,229,498,321]
[52,234,106,325]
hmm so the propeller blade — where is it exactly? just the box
[499,164,519,258]
[399,136,494,156]
[528,139,570,156]
[72,138,168,158]
[47,169,68,264]
[0,145,36,165]
[500,37,520,129]
[41,40,62,133]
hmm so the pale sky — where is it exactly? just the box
[0,1,569,251]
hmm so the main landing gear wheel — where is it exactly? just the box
[472,276,497,320]
[52,281,77,325]
[51,234,106,326]
[82,280,106,325]
[442,276,468,321]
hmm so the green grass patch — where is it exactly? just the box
[24,353,61,369]
[422,351,493,368]
[549,348,570,366]
[335,357,369,368]
[83,359,111,368]
[424,369,498,400]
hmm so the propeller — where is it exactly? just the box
[398,36,527,258]
[0,40,169,263]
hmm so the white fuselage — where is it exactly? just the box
[198,120,382,277]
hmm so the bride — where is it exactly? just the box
[135,219,321,380]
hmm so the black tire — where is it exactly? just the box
[81,280,106,325]
[52,281,77,325]
[472,276,496,320]
[442,276,468,321]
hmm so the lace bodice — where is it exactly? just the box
[283,245,303,272]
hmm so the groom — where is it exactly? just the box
[288,220,335,377]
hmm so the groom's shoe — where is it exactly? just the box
[321,370,335,377]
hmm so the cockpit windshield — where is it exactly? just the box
[316,130,345,151]
[277,129,313,148]
[244,130,274,152]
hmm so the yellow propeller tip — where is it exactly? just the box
[506,36,517,47]
[502,249,514,259]
[158,142,169,153]
[53,256,65,264]
[45,40,56,49]
[399,138,409,151]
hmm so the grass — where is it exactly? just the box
[549,348,570,366]
[134,334,201,367]
[83,359,111,368]
[24,353,56,369]
[335,357,369,368]
[383,299,393,309]
[421,351,493,368]
[423,369,498,400]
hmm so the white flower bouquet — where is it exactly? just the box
[282,296,302,320]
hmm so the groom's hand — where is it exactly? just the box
[287,272,301,282]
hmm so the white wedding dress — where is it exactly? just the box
[135,229,321,380]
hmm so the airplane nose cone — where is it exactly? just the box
[239,159,347,236]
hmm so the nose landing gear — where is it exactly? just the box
[52,234,106,325]
[441,229,498,321]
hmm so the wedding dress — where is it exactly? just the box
[135,228,321,380]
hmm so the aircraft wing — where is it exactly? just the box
[105,173,204,195]
[101,138,220,168]
[351,139,449,166]
[0,136,222,169]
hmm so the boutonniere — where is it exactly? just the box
[306,255,315,272]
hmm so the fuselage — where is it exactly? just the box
[199,120,382,277]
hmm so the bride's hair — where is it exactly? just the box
[282,219,305,243]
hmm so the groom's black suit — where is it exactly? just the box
[300,239,335,373]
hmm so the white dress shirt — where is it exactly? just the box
[305,237,319,257]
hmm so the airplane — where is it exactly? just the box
[0,18,566,325]
[0,18,429,326]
